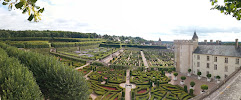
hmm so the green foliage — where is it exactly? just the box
[181,76,186,81]
[197,71,202,76]
[189,89,194,96]
[0,48,43,100]
[201,85,208,91]
[184,85,188,93]
[0,30,100,38]
[0,43,89,100]
[211,0,241,20]
[168,69,172,73]
[1,0,44,22]
[188,69,191,72]
[91,61,104,66]
[173,72,178,76]
[216,75,221,79]
[190,81,195,87]
[206,74,212,78]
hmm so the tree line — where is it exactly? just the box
[0,30,101,38]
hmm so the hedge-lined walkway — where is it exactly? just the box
[75,63,90,70]
[140,51,149,68]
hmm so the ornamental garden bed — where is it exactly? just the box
[130,70,193,100]
[87,66,125,100]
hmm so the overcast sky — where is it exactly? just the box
[0,0,241,41]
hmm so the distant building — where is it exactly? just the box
[174,31,241,80]
[158,38,162,45]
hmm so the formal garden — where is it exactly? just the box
[112,48,144,67]
[87,66,126,100]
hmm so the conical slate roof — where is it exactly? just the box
[192,31,198,40]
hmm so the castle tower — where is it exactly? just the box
[174,31,199,73]
[158,38,162,45]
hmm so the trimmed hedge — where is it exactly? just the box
[51,41,103,48]
[50,51,87,64]
[0,43,89,100]
[0,48,42,100]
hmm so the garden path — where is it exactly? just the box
[84,70,92,80]
[101,49,123,63]
[140,51,149,68]
[75,63,90,70]
[125,69,131,100]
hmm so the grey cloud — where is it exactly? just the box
[172,26,241,37]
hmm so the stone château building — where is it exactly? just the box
[174,31,241,80]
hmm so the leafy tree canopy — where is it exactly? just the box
[1,0,44,22]
[211,0,241,20]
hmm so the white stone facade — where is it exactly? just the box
[192,54,241,80]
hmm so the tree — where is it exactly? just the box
[188,69,191,73]
[184,85,188,93]
[190,81,195,87]
[216,75,221,80]
[1,0,44,22]
[197,71,202,76]
[189,89,194,96]
[210,0,241,20]
[207,74,212,79]
[201,85,208,92]
[181,76,186,82]
[173,72,178,77]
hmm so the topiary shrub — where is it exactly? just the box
[184,85,188,93]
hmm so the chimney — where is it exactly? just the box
[235,39,239,49]
[204,40,207,44]
[216,40,219,45]
[210,40,213,43]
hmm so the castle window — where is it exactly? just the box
[207,63,209,68]
[207,56,210,61]
[236,58,239,64]
[197,62,200,67]
[214,64,217,70]
[214,57,217,62]
[197,55,200,60]
[225,66,228,72]
[225,58,228,63]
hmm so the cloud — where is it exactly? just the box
[0,0,241,41]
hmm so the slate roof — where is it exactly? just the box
[193,45,241,57]
[192,31,198,40]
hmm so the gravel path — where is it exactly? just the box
[140,51,149,68]
[75,63,90,70]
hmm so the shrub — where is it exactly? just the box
[168,69,172,74]
[188,69,191,73]
[184,85,188,93]
[0,48,42,100]
[206,74,212,78]
[190,81,195,87]
[0,43,89,100]
[173,72,178,76]
[181,76,186,81]
[197,71,202,76]
[216,75,221,80]
[201,85,208,92]
[189,89,194,96]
